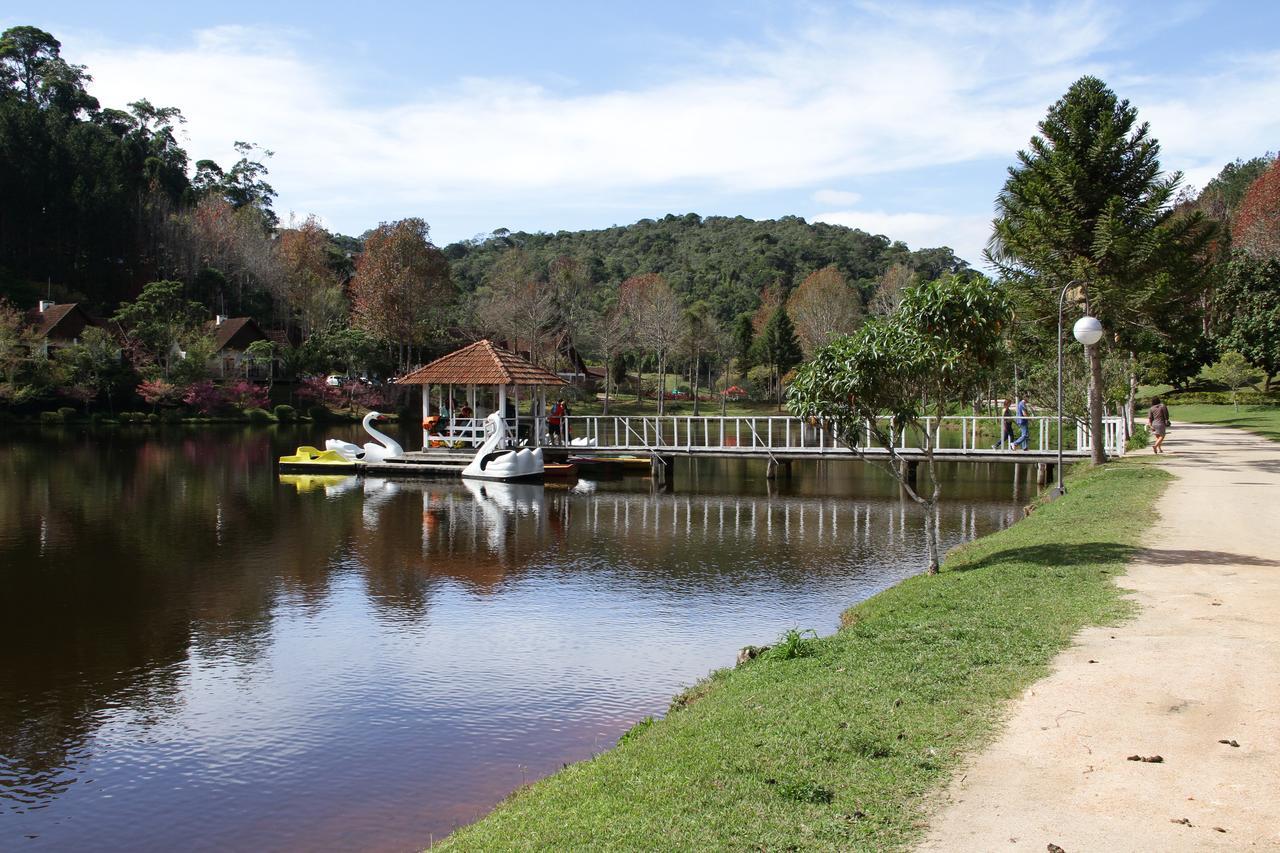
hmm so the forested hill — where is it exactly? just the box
[444,214,968,322]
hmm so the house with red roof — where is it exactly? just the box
[25,301,108,356]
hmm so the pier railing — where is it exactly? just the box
[551,414,1126,457]
[423,413,1127,457]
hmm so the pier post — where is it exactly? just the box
[652,455,674,490]
[766,458,792,480]
[897,459,919,487]
[1036,462,1054,486]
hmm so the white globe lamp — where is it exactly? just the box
[1073,315,1104,346]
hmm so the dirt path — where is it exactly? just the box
[919,421,1280,851]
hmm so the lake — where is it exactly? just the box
[0,424,1037,850]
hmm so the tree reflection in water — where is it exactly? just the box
[0,426,1028,851]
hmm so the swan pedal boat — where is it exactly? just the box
[461,412,545,482]
[279,446,355,466]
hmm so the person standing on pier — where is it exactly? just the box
[1013,393,1033,450]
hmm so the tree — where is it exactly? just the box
[620,273,683,415]
[0,298,52,404]
[351,218,453,370]
[755,307,803,409]
[473,248,557,366]
[278,216,347,336]
[789,274,1012,573]
[112,281,207,378]
[1202,351,1263,411]
[583,300,630,415]
[732,313,754,381]
[786,265,862,356]
[988,76,1214,464]
[55,327,126,413]
[1235,158,1280,261]
[869,263,913,316]
[1217,254,1280,388]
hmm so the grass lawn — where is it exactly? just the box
[1171,403,1280,443]
[437,461,1169,851]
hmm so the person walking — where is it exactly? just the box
[1148,396,1171,453]
[1013,393,1033,450]
[994,397,1016,449]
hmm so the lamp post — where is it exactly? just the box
[1056,281,1103,495]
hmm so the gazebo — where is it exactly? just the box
[396,339,568,450]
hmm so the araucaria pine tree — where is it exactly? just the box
[757,306,803,408]
[988,76,1213,463]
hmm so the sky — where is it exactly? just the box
[5,1,1280,266]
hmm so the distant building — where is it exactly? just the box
[208,315,273,380]
[24,301,108,356]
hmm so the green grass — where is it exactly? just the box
[437,462,1170,852]
[1171,403,1280,443]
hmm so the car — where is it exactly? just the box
[325,374,346,387]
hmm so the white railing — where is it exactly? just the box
[552,414,1126,457]
[419,413,1127,457]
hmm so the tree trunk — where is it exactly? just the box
[1087,343,1106,464]
[692,353,700,416]
[923,503,939,574]
[603,356,611,416]
[1124,351,1137,439]
[657,355,666,416]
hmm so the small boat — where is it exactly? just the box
[279,446,356,466]
[542,462,579,479]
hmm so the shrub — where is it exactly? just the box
[39,410,63,425]
[57,406,77,421]
[224,379,269,410]
[273,404,296,422]
[182,380,225,415]
[764,628,819,661]
[1126,425,1151,451]
[137,378,182,409]
[1162,390,1280,406]
[308,405,330,422]
[89,412,105,426]
[160,408,183,423]
[244,407,274,424]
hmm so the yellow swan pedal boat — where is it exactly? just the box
[278,445,355,465]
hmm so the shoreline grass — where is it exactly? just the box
[1172,403,1280,443]
[437,461,1170,851]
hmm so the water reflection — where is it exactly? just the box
[0,426,1029,851]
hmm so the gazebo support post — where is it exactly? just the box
[427,384,437,448]
[498,384,507,445]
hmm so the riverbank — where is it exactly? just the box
[436,461,1170,850]
[921,422,1280,850]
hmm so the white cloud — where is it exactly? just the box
[813,209,993,267]
[812,189,862,206]
[55,6,1280,244]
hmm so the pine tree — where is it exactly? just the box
[989,76,1213,463]
[757,307,803,409]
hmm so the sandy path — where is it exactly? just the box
[919,421,1280,851]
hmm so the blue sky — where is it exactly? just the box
[5,1,1280,265]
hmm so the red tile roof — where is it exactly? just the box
[209,317,267,352]
[25,304,103,339]
[396,339,568,386]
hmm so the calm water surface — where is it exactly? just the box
[0,424,1038,851]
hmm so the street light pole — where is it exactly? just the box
[1057,279,1103,496]
[1056,280,1074,496]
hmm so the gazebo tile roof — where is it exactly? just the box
[396,339,567,386]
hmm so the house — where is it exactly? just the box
[208,315,273,380]
[25,301,107,356]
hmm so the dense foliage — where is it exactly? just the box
[445,214,969,325]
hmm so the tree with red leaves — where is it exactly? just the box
[1235,158,1280,261]
[350,218,453,371]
